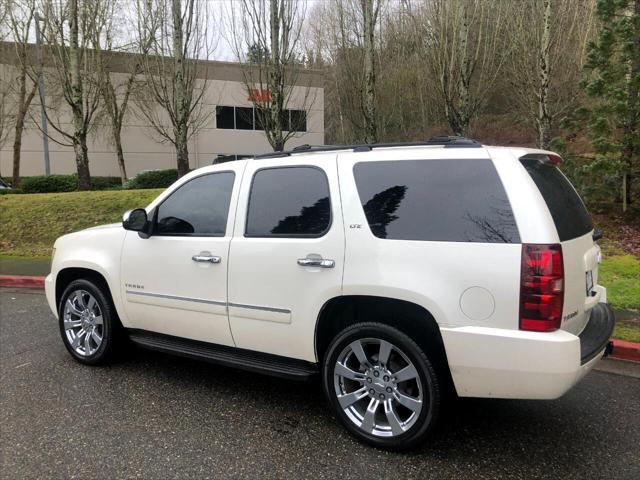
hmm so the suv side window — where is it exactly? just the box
[155,172,235,236]
[246,166,331,237]
[353,159,520,243]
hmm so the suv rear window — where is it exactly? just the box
[353,159,520,243]
[520,159,592,241]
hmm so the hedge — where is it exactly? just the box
[126,169,179,189]
[6,175,123,193]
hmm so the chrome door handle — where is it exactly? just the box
[297,255,335,268]
[192,253,221,264]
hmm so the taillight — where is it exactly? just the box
[519,244,564,332]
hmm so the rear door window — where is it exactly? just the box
[353,159,520,243]
[246,166,331,237]
[520,159,592,241]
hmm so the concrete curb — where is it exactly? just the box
[0,275,45,288]
[1,275,639,363]
[609,339,640,362]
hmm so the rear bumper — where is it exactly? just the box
[441,302,615,400]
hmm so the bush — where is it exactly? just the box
[17,175,122,193]
[20,175,77,193]
[126,169,179,189]
[91,176,123,190]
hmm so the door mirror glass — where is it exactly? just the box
[123,208,148,232]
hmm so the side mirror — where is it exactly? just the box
[122,208,150,238]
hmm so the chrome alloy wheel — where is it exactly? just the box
[333,338,424,437]
[63,290,104,356]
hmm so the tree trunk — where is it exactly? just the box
[12,111,26,187]
[175,127,190,177]
[362,0,378,144]
[269,0,285,151]
[11,69,36,187]
[114,131,128,184]
[456,3,471,137]
[74,134,91,190]
[537,0,552,149]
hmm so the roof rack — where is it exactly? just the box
[253,136,482,160]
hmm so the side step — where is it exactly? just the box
[128,330,318,381]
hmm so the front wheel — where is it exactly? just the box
[322,322,441,450]
[58,279,119,365]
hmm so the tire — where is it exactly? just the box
[322,322,441,450]
[58,278,119,365]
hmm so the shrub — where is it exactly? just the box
[126,169,179,189]
[92,176,123,190]
[20,175,77,193]
[16,175,122,193]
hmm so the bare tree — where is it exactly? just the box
[360,0,382,143]
[40,0,104,190]
[420,0,511,138]
[230,0,312,151]
[507,0,596,148]
[6,0,38,187]
[92,0,149,184]
[135,0,214,177]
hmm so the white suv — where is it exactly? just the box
[45,137,615,450]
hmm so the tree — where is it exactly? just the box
[135,0,214,177]
[580,0,640,210]
[231,0,312,151]
[40,0,104,190]
[6,0,38,187]
[507,0,596,149]
[360,0,382,143]
[420,0,511,138]
[92,0,149,184]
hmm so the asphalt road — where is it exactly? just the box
[1,287,639,480]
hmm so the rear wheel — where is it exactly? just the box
[58,279,119,365]
[322,322,441,450]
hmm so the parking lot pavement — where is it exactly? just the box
[1,287,639,480]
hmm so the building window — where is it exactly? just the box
[216,106,235,129]
[215,105,307,132]
[235,107,254,130]
[290,110,307,132]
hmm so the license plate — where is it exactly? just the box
[586,270,594,296]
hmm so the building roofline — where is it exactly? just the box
[0,41,323,88]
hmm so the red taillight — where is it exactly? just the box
[519,244,564,332]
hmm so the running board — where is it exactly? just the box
[127,330,318,381]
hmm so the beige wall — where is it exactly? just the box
[0,57,324,178]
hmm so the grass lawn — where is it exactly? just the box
[2,190,638,341]
[0,189,162,257]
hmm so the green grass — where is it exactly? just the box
[598,254,640,310]
[0,189,162,257]
[613,321,640,343]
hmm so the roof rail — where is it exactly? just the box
[253,136,482,159]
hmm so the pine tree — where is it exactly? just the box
[581,0,640,211]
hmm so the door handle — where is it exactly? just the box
[297,254,335,268]
[192,252,221,264]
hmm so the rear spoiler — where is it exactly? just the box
[519,153,563,165]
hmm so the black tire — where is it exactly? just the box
[322,322,441,450]
[58,278,119,365]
